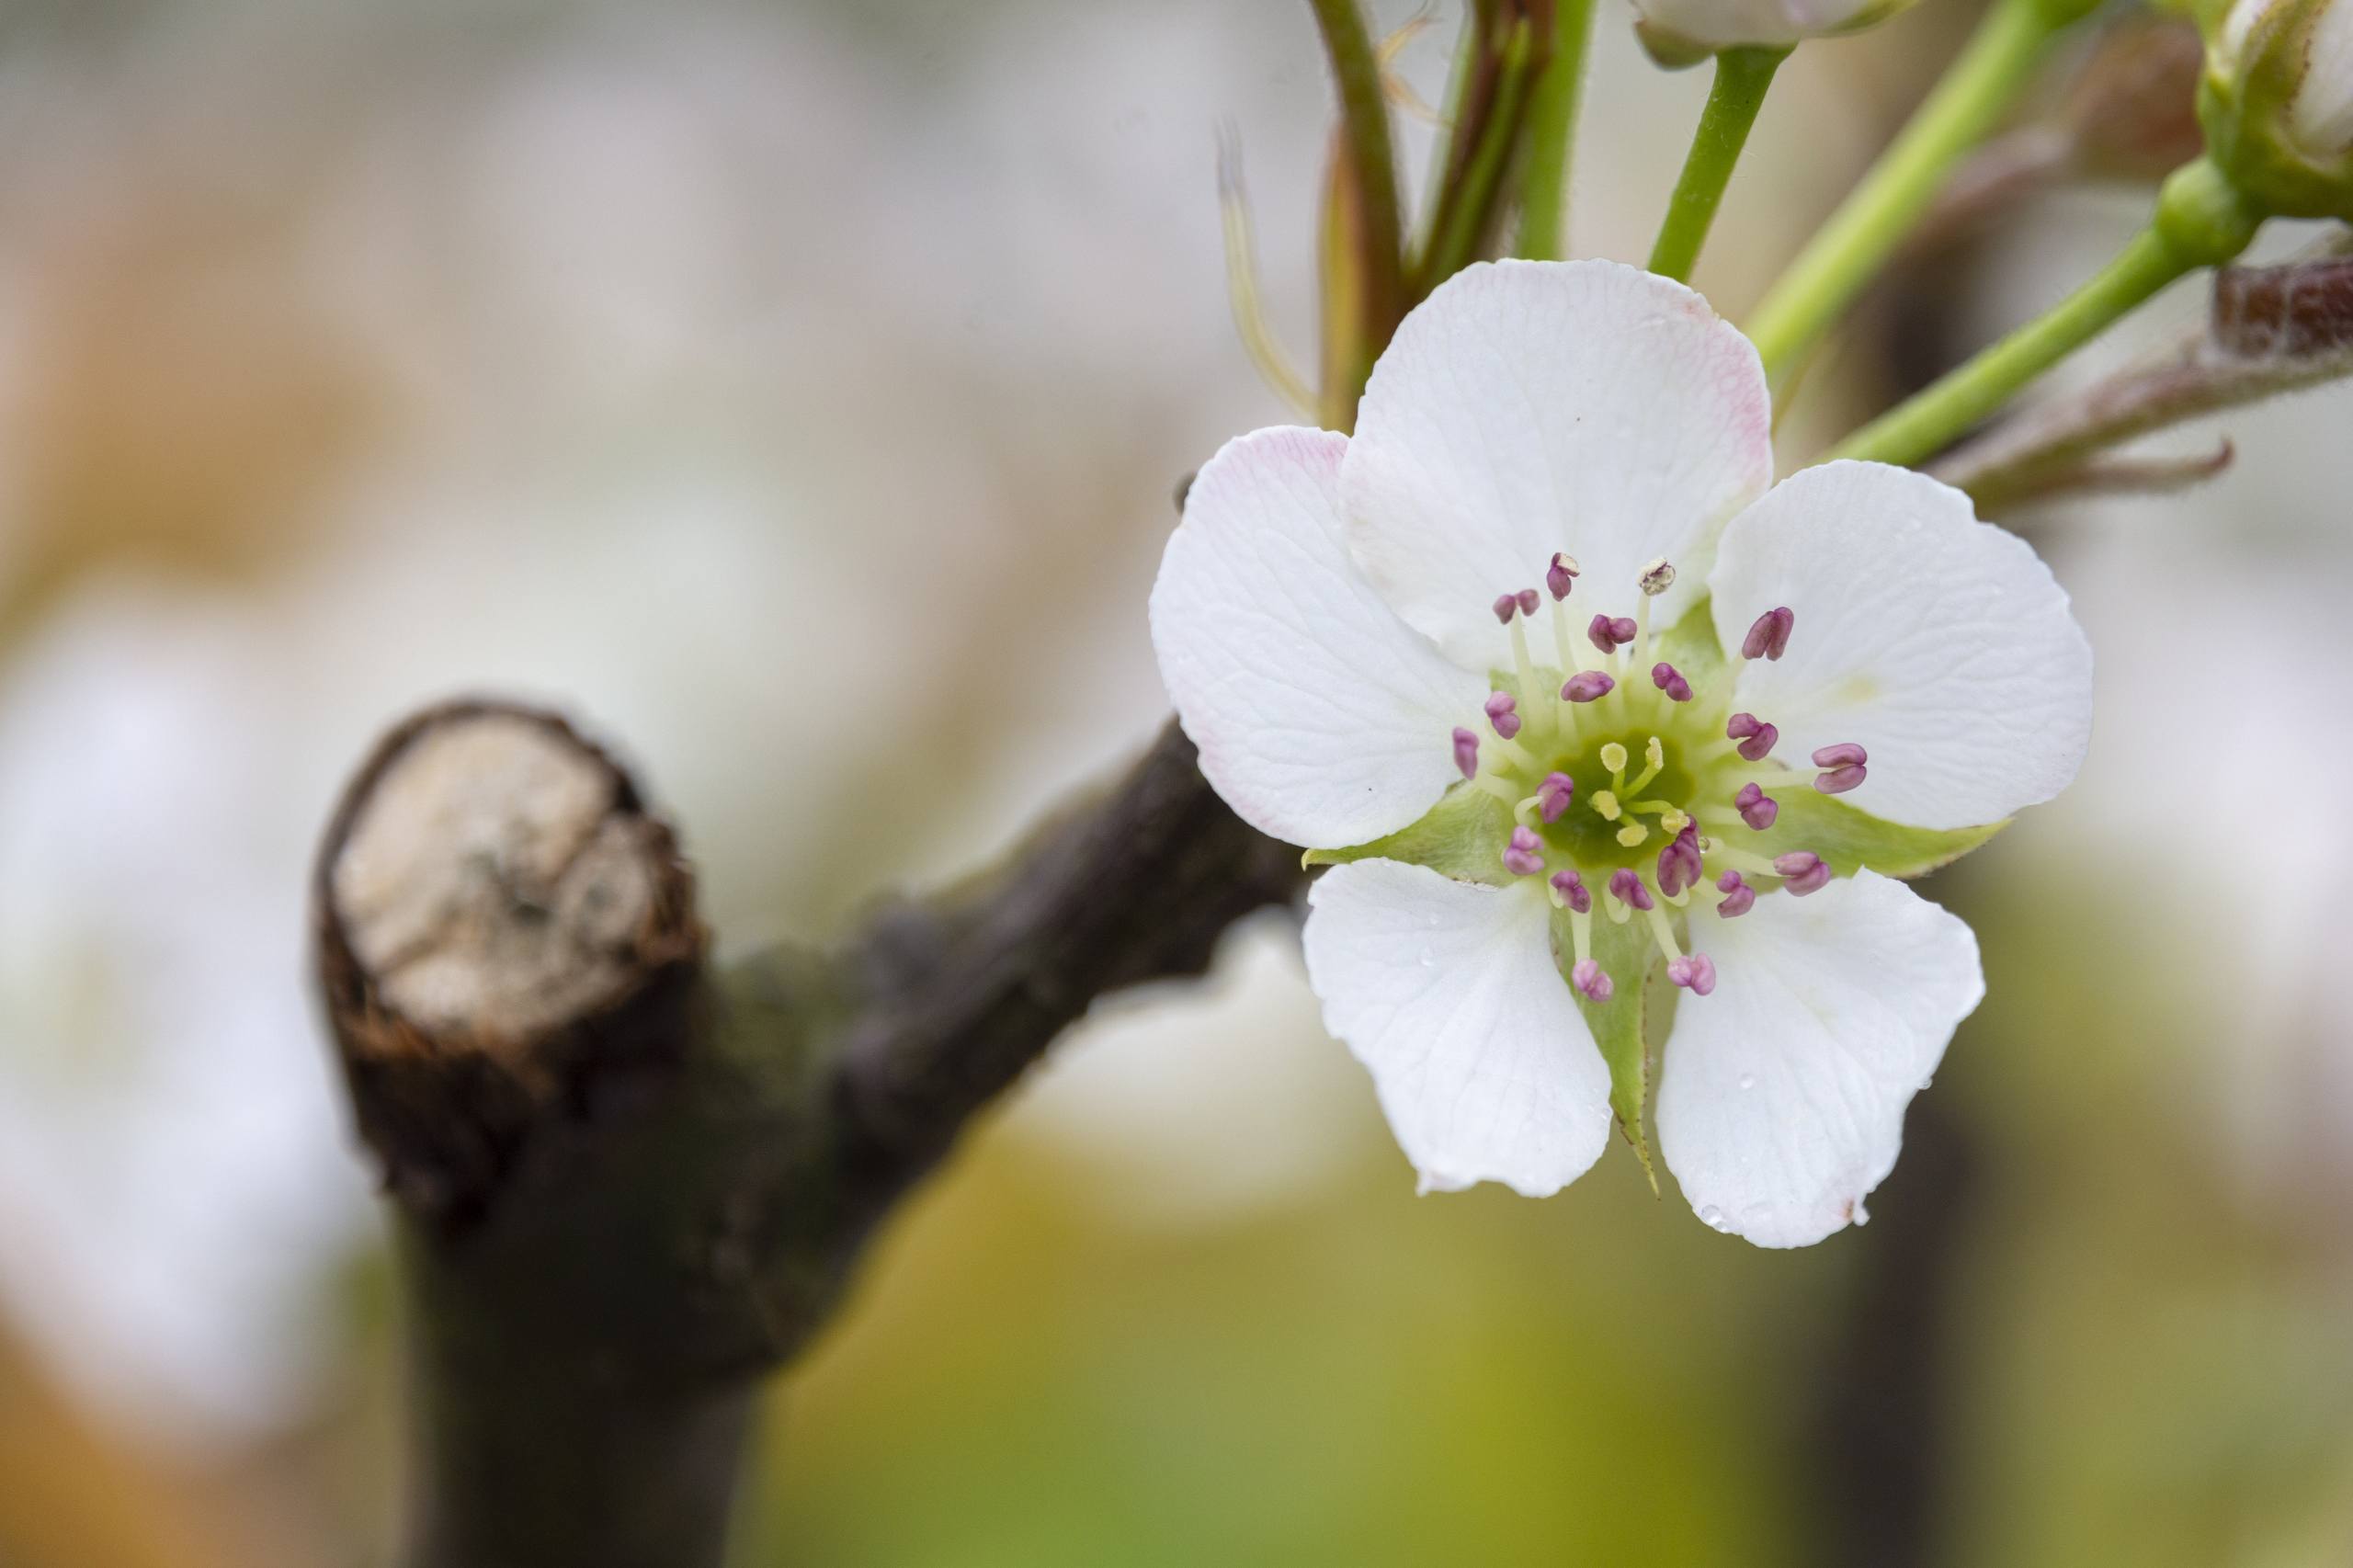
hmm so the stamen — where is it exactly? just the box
[1586,615,1636,656]
[1740,605,1794,661]
[1484,691,1521,740]
[1651,662,1694,702]
[1714,870,1756,917]
[1643,901,1683,960]
[1492,594,1519,625]
[1549,868,1591,913]
[1563,670,1615,702]
[1812,742,1868,795]
[1666,954,1717,995]
[1546,552,1579,600]
[1733,781,1778,830]
[1571,958,1613,1002]
[1658,824,1704,897]
[1728,712,1779,762]
[1452,727,1480,780]
[1637,558,1677,597]
[1503,826,1546,877]
[1608,868,1654,912]
[1516,587,1540,617]
[1536,771,1575,824]
[1472,775,1521,804]
[1506,615,1547,738]
[1774,850,1832,895]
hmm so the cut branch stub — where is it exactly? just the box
[313,699,705,1227]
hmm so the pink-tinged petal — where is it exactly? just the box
[1342,259,1773,669]
[1303,861,1613,1198]
[1711,460,2093,831]
[1151,427,1486,849]
[1657,870,1983,1248]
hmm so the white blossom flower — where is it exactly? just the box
[1630,0,1918,68]
[1149,259,2093,1247]
[2201,0,2353,219]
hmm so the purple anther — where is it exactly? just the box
[1503,826,1546,877]
[1452,727,1480,780]
[1562,670,1616,703]
[1550,868,1591,914]
[1537,771,1575,824]
[1726,713,1779,762]
[1812,743,1868,769]
[1714,871,1756,918]
[1484,690,1521,741]
[1666,954,1718,995]
[1774,850,1832,895]
[1546,552,1579,600]
[1734,780,1778,831]
[1493,594,1520,624]
[1516,587,1541,617]
[1586,614,1637,654]
[1651,662,1694,702]
[1608,868,1655,912]
[1813,764,1868,794]
[1740,606,1794,661]
[1657,824,1704,898]
[1571,959,1614,1003]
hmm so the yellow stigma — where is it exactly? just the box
[1617,822,1650,847]
[1599,741,1629,774]
[1644,736,1664,769]
[1658,808,1691,835]
[1589,789,1621,821]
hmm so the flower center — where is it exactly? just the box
[1446,553,1865,1004]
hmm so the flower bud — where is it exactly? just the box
[2199,0,2353,220]
[1631,0,1917,67]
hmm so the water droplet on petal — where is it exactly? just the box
[1850,1199,1871,1227]
[1417,948,1436,968]
[1697,1204,1733,1233]
[1736,1074,1756,1092]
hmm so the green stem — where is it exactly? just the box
[1307,0,1407,357]
[1420,20,1535,290]
[1514,0,1600,260]
[1647,46,1790,282]
[1744,0,2086,377]
[1831,159,2262,469]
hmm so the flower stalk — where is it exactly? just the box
[1831,157,2263,468]
[1309,0,1408,422]
[1648,45,1791,281]
[1744,0,2098,378]
[1515,0,1601,259]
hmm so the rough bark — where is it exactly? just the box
[312,698,1302,1568]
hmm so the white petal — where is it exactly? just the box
[1711,460,2093,830]
[1634,0,1893,54]
[1341,259,1774,670]
[1656,870,1984,1248]
[1150,426,1486,849]
[1302,860,1612,1197]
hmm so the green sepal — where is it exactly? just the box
[1303,783,1515,885]
[1745,786,2007,878]
[1652,595,1730,694]
[1556,905,1665,1190]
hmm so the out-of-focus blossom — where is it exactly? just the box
[2200,0,2353,218]
[1631,0,1917,68]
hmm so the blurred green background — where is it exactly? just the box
[1,2,2348,1564]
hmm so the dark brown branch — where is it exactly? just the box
[832,719,1304,1211]
[1930,249,2353,511]
[313,694,1302,1568]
